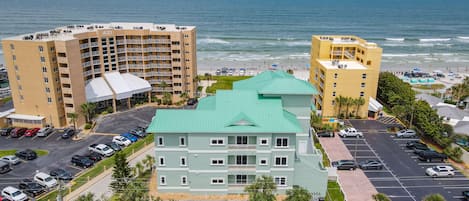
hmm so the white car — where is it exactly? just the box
[1,186,28,201]
[34,172,57,188]
[88,144,115,157]
[1,155,21,165]
[37,127,54,137]
[339,128,363,138]
[425,166,455,177]
[396,129,417,138]
[112,136,131,146]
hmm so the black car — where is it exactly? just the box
[61,128,75,139]
[417,150,448,162]
[85,152,102,162]
[331,160,358,170]
[405,141,425,149]
[359,160,384,170]
[18,179,46,196]
[187,98,198,106]
[462,190,469,201]
[71,155,94,168]
[15,149,37,160]
[317,131,335,137]
[106,142,122,151]
[49,168,73,180]
[0,127,14,136]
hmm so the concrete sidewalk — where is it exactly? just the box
[319,136,378,201]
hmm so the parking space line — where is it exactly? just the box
[369,177,399,181]
[410,156,418,159]
[417,163,449,166]
[453,196,466,199]
[18,136,25,140]
[363,170,389,173]
[355,156,379,159]
[56,136,62,141]
[43,132,55,140]
[31,136,38,140]
[445,186,469,189]
[344,144,368,146]
[388,195,415,198]
[404,150,414,152]
[68,165,84,171]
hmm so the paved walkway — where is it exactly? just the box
[319,135,378,201]
[65,144,155,200]
[199,80,217,97]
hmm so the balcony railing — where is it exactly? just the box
[83,70,93,77]
[126,39,142,44]
[118,57,126,62]
[144,39,171,44]
[152,87,173,92]
[148,79,172,84]
[227,144,257,149]
[127,56,143,61]
[80,43,89,49]
[127,48,142,52]
[90,42,99,47]
[82,61,91,68]
[92,60,100,65]
[117,40,125,45]
[145,72,172,77]
[81,52,90,58]
[128,64,144,69]
[147,64,172,68]
[117,48,126,53]
[92,51,100,56]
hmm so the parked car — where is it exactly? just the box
[49,168,72,180]
[187,98,198,106]
[0,127,14,136]
[129,128,146,138]
[88,144,114,157]
[359,160,384,170]
[338,128,363,138]
[24,128,40,137]
[18,178,46,196]
[34,172,57,188]
[417,150,448,162]
[1,186,28,201]
[85,152,102,162]
[462,190,469,201]
[316,131,335,137]
[215,69,221,75]
[61,128,75,139]
[406,141,426,149]
[0,161,12,174]
[113,136,132,146]
[121,133,138,142]
[71,155,94,168]
[15,149,37,160]
[425,166,455,177]
[331,160,358,170]
[106,142,122,151]
[1,155,21,165]
[10,128,27,138]
[396,129,417,138]
[37,127,54,137]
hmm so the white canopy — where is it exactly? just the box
[85,77,114,102]
[368,97,383,112]
[7,114,44,121]
[104,72,134,100]
[121,73,152,95]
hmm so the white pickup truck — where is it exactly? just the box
[88,144,114,157]
[339,127,364,138]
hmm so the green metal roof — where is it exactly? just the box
[147,90,303,133]
[233,70,318,95]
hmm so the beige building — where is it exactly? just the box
[309,35,383,118]
[2,23,197,128]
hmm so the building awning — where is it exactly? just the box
[0,109,15,118]
[368,97,383,112]
[85,77,114,102]
[121,73,152,95]
[104,72,133,100]
[7,114,45,121]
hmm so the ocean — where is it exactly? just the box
[1,0,469,72]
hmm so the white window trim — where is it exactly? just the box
[259,158,268,166]
[274,137,289,148]
[259,138,269,146]
[181,176,188,185]
[210,138,225,146]
[179,136,186,147]
[274,156,288,167]
[274,176,287,187]
[157,136,164,146]
[211,177,225,185]
[210,158,225,166]
[180,156,187,167]
[160,175,167,185]
[158,156,166,167]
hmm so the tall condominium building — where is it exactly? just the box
[147,70,328,200]
[309,35,383,118]
[1,23,196,128]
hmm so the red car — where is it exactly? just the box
[24,128,40,137]
[10,128,27,138]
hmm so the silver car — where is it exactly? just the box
[396,129,417,138]
[0,155,20,165]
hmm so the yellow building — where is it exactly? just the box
[309,35,382,118]
[2,23,197,128]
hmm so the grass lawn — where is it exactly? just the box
[412,84,445,90]
[326,181,345,201]
[313,135,330,167]
[0,149,48,157]
[200,76,251,94]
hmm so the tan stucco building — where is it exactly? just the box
[309,35,383,118]
[2,23,197,128]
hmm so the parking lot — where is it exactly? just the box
[346,120,469,201]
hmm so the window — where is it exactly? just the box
[333,83,336,87]
[179,137,186,146]
[236,175,247,184]
[274,176,287,186]
[180,157,187,166]
[157,136,164,146]
[160,176,166,185]
[10,44,14,50]
[158,156,165,166]
[211,158,224,166]
[275,137,288,148]
[236,136,248,145]
[16,75,20,81]
[58,52,66,57]
[18,85,22,90]
[181,176,187,185]
[45,87,50,93]
[184,34,189,38]
[12,55,16,61]
[259,158,268,165]
[332,91,336,97]
[367,60,371,65]
[362,73,367,79]
[42,67,47,72]
[361,83,365,88]
[47,97,52,103]
[19,95,24,100]
[38,46,44,52]
[275,156,288,166]
[332,100,335,106]
[334,73,338,78]
[360,92,364,97]
[14,65,18,71]
[259,138,269,146]
[210,138,224,145]
[40,56,45,62]
[211,178,224,185]
[236,155,247,165]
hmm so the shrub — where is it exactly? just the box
[443,146,463,163]
[84,123,92,130]
[106,106,113,113]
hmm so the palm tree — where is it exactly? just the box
[284,186,311,201]
[76,193,95,201]
[80,102,96,123]
[159,81,168,91]
[244,175,276,201]
[162,92,172,105]
[204,73,212,85]
[422,194,446,201]
[180,92,189,103]
[335,96,346,117]
[143,155,155,172]
[134,161,144,177]
[344,97,354,119]
[354,97,366,118]
[67,112,79,129]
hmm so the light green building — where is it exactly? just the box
[147,70,327,199]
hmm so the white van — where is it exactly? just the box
[1,186,28,201]
[37,127,53,137]
[34,172,57,188]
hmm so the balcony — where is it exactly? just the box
[152,87,173,92]
[92,60,100,65]
[148,79,172,85]
[82,61,91,68]
[81,52,90,58]
[117,40,125,45]
[227,144,256,149]
[127,48,142,53]
[80,43,89,49]
[83,70,93,77]
[118,57,126,62]
[93,68,101,73]
[91,51,100,56]
[63,97,74,104]
[147,64,172,69]
[156,39,171,44]
[145,56,171,61]
[117,48,126,53]
[127,56,143,61]
[90,42,99,47]
[126,39,142,44]
[128,64,144,69]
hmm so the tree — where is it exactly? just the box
[244,175,276,201]
[76,193,95,201]
[344,97,354,119]
[286,69,294,75]
[372,193,391,201]
[180,92,189,103]
[159,81,168,89]
[204,73,212,85]
[354,97,365,118]
[143,154,155,172]
[335,96,347,118]
[133,161,145,177]
[423,194,446,201]
[80,102,96,123]
[110,151,132,193]
[284,186,311,201]
[118,180,149,201]
[162,92,172,105]
[67,112,79,129]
